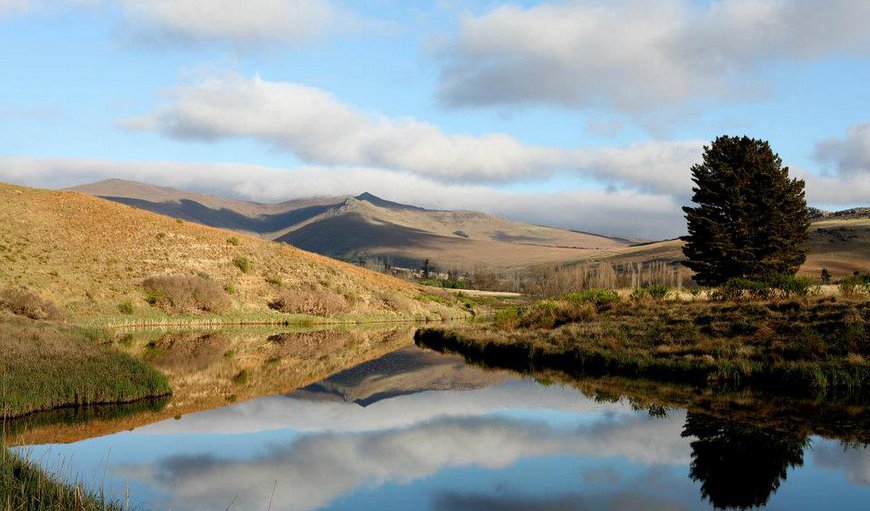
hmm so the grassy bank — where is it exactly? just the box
[0,316,170,418]
[416,297,870,395]
[1,447,121,511]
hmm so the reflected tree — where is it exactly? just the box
[682,412,808,509]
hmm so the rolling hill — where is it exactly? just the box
[70,179,632,271]
[0,182,465,323]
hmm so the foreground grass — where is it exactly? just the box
[1,447,120,511]
[416,297,870,395]
[0,316,170,418]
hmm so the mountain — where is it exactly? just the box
[0,181,463,322]
[289,345,513,406]
[70,179,632,271]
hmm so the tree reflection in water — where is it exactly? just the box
[682,411,809,510]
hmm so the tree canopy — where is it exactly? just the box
[682,136,810,286]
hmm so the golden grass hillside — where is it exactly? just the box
[0,182,464,324]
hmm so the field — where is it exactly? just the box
[416,296,870,395]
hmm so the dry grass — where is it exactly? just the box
[268,288,350,316]
[0,288,63,321]
[0,182,465,323]
[142,275,230,314]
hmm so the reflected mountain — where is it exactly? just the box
[289,346,514,406]
[682,412,808,510]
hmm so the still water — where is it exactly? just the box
[14,339,870,511]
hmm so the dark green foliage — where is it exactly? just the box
[682,136,810,286]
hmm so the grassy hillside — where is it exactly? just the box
[71,179,630,271]
[0,182,464,324]
[583,217,870,283]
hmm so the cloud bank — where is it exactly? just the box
[0,155,684,238]
[437,0,870,112]
[1,1,361,46]
[122,71,703,193]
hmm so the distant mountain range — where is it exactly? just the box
[70,179,633,271]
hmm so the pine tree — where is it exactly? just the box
[682,136,810,286]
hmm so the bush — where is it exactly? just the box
[265,275,283,287]
[628,285,671,301]
[0,287,63,320]
[118,301,134,315]
[565,288,619,309]
[765,274,810,297]
[232,256,253,273]
[493,306,521,329]
[839,276,869,297]
[142,275,231,313]
[644,284,671,300]
[519,300,596,329]
[227,236,240,246]
[268,288,350,316]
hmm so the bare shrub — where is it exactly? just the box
[142,275,230,313]
[268,288,349,316]
[0,287,63,320]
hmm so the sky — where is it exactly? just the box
[1,0,868,239]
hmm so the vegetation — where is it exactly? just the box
[416,297,870,395]
[1,448,122,511]
[0,317,170,418]
[268,288,350,316]
[142,275,230,314]
[0,288,63,321]
[682,136,810,286]
[232,255,252,274]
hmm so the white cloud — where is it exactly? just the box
[115,0,353,46]
[815,122,870,176]
[121,71,703,193]
[1,1,361,45]
[436,0,870,112]
[0,155,685,238]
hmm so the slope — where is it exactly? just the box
[0,182,464,323]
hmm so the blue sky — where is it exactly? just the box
[1,0,868,238]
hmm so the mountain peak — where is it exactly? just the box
[354,192,425,211]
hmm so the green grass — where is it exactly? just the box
[416,297,870,396]
[0,316,171,418]
[1,447,122,511]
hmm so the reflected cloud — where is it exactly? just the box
[813,442,870,485]
[121,413,689,511]
[135,379,638,435]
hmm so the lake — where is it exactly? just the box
[11,329,870,511]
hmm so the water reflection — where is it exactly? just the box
[15,344,870,511]
[683,412,808,509]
